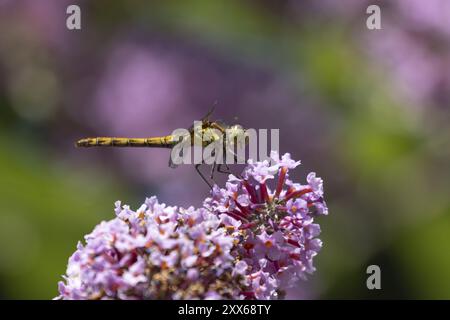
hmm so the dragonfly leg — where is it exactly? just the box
[210,163,216,180]
[195,164,213,189]
[232,153,245,180]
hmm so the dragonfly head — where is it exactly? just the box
[226,124,248,149]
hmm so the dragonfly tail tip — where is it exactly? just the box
[75,138,88,147]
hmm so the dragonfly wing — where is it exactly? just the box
[214,119,228,128]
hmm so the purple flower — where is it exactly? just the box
[204,151,328,299]
[244,159,279,184]
[57,198,247,300]
[57,152,328,300]
[270,151,301,169]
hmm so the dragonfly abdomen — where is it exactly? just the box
[76,136,175,148]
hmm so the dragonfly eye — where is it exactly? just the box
[226,125,247,147]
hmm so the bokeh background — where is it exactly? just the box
[0,0,449,299]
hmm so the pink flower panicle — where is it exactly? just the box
[57,198,246,300]
[57,152,328,300]
[204,151,328,299]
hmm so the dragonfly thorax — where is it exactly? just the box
[194,123,247,148]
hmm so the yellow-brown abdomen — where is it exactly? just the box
[76,136,176,148]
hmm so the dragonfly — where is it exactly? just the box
[76,108,246,187]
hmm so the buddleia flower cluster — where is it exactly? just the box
[57,152,328,300]
[204,151,328,299]
[57,199,247,299]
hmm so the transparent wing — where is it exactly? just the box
[213,119,228,131]
[168,133,189,168]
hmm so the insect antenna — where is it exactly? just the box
[201,102,217,122]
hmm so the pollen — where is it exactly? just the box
[243,243,254,250]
